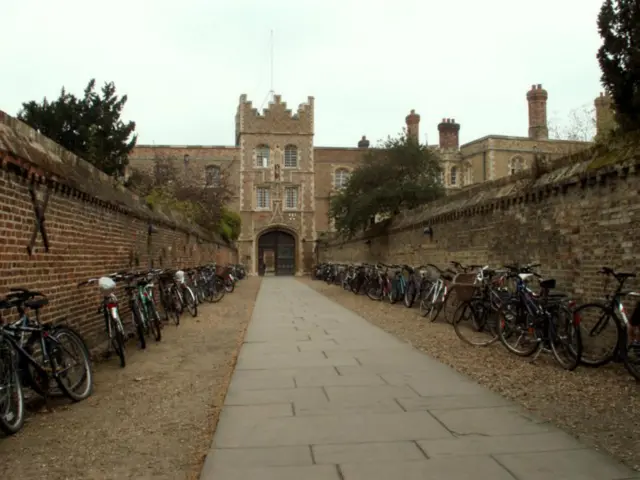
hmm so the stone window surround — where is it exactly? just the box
[255,186,271,210]
[255,144,270,168]
[450,166,458,186]
[509,155,526,175]
[284,185,299,210]
[284,144,298,169]
[204,164,221,187]
[333,167,351,190]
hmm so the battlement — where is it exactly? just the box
[236,93,314,136]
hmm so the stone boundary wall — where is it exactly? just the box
[319,148,640,302]
[0,110,236,348]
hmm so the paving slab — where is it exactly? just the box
[339,456,517,479]
[224,386,327,406]
[200,278,638,480]
[312,441,426,464]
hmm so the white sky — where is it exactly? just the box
[1,0,605,147]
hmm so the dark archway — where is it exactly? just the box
[257,230,296,276]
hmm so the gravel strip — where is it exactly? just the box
[0,277,261,480]
[300,277,640,472]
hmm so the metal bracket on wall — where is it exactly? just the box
[27,180,51,256]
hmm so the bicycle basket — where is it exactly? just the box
[451,273,480,302]
[174,270,186,284]
[98,277,117,294]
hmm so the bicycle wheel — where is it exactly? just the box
[0,341,25,435]
[497,306,540,357]
[366,280,382,301]
[50,326,94,402]
[549,304,582,371]
[622,339,640,381]
[403,281,416,308]
[453,300,499,346]
[147,303,162,341]
[111,316,126,368]
[572,303,620,367]
[224,278,235,293]
[419,284,436,317]
[184,287,198,317]
[132,302,147,349]
[209,277,226,303]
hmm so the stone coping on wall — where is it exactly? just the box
[0,110,234,249]
[327,145,640,246]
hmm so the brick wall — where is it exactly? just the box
[0,111,237,349]
[319,152,640,303]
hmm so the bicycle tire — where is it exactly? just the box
[572,303,620,367]
[209,277,226,303]
[0,344,25,435]
[51,326,94,401]
[132,303,147,349]
[497,306,540,357]
[622,340,640,382]
[403,282,416,308]
[549,305,582,371]
[147,303,162,341]
[112,317,126,368]
[453,300,499,347]
[185,287,198,317]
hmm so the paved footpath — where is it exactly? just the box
[200,278,639,480]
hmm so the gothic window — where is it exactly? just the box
[450,166,458,186]
[334,168,350,189]
[205,165,221,187]
[509,156,525,175]
[256,187,270,209]
[256,145,270,168]
[285,186,299,209]
[284,145,298,168]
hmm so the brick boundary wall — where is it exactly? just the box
[319,148,640,303]
[0,110,237,349]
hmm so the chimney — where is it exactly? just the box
[437,118,461,150]
[357,135,370,148]
[526,84,549,140]
[405,109,420,141]
[594,92,615,137]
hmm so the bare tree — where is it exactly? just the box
[548,103,597,142]
[128,153,234,233]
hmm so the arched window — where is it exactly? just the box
[284,145,298,168]
[334,168,350,189]
[450,166,458,186]
[205,165,221,187]
[509,156,525,175]
[256,145,270,168]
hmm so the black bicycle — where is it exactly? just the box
[0,288,93,435]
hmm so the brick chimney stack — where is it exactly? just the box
[594,92,614,137]
[527,84,549,140]
[405,109,420,141]
[437,118,460,150]
[357,135,370,148]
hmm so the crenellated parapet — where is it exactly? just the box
[236,93,314,136]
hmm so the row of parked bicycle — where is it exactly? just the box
[0,262,246,436]
[312,261,640,382]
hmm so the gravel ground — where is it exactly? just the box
[0,277,261,480]
[300,277,640,472]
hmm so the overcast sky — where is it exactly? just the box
[2,0,605,148]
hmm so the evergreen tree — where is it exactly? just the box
[329,133,444,238]
[18,79,137,177]
[597,0,640,133]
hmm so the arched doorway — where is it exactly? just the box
[257,230,296,276]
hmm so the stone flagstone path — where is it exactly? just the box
[199,277,639,480]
